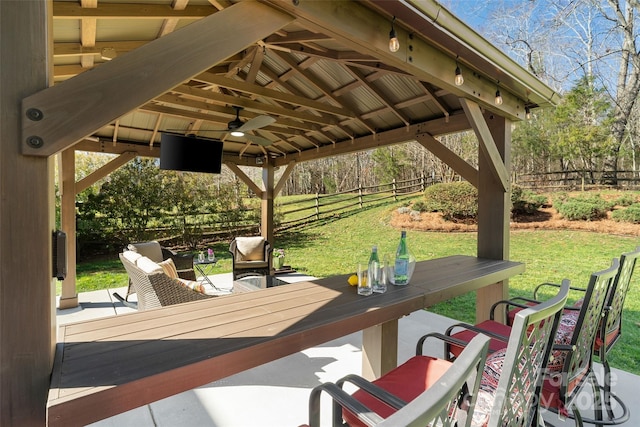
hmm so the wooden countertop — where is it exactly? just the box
[47,255,524,426]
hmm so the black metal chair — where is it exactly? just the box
[229,236,272,279]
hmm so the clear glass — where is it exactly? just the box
[198,252,205,263]
[357,263,372,296]
[368,246,385,293]
[208,249,215,262]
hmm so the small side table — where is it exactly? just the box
[193,258,218,289]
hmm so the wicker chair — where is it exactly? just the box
[115,241,196,305]
[118,251,213,311]
[303,334,490,427]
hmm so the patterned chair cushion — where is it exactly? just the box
[158,258,179,279]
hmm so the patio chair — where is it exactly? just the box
[303,334,490,427]
[446,259,620,426]
[119,251,213,311]
[501,247,640,424]
[307,281,570,427]
[114,241,196,306]
[229,236,272,280]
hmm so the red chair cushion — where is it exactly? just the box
[343,355,453,427]
[448,320,512,358]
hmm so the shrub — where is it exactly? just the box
[511,186,547,215]
[556,199,608,221]
[612,204,640,224]
[614,194,637,207]
[423,181,477,221]
[412,200,430,212]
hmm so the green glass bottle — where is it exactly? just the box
[394,231,409,285]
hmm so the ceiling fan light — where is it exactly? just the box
[230,130,245,137]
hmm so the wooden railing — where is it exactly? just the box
[516,170,640,190]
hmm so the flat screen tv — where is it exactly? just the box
[160,133,223,174]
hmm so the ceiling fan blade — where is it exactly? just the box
[237,115,275,132]
[244,134,273,146]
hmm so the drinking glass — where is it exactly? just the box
[357,263,372,296]
[208,250,215,262]
[371,260,386,293]
[198,252,205,263]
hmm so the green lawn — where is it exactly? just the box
[72,196,640,375]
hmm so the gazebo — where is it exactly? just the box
[0,0,558,424]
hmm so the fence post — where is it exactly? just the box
[358,183,363,208]
[315,192,320,220]
[392,179,397,201]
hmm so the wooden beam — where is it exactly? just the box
[75,151,137,194]
[1,0,55,424]
[22,1,294,157]
[171,85,341,126]
[476,113,512,322]
[262,165,275,246]
[192,73,355,118]
[224,162,263,197]
[273,113,470,167]
[54,41,147,57]
[415,133,478,187]
[460,99,509,192]
[59,148,78,310]
[53,2,215,19]
[262,0,526,120]
[274,161,296,197]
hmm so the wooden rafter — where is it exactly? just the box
[158,0,190,37]
[23,2,295,156]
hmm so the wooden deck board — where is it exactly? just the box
[47,255,524,427]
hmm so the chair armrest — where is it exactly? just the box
[489,298,538,321]
[415,332,478,358]
[534,282,586,300]
[336,374,407,410]
[308,382,383,427]
[445,323,510,343]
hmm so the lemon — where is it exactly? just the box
[347,274,358,286]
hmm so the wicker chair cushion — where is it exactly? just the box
[121,250,142,264]
[136,256,163,274]
[158,258,179,279]
[343,355,452,427]
[235,237,266,261]
[449,320,512,358]
[128,241,163,263]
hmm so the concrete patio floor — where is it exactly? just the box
[56,273,640,427]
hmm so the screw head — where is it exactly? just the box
[26,136,44,148]
[26,108,44,121]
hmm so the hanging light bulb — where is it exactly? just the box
[454,63,464,86]
[494,86,503,105]
[525,106,532,120]
[389,17,400,53]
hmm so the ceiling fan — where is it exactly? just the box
[183,106,276,146]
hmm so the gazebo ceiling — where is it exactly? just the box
[42,0,559,167]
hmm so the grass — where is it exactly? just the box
[71,195,640,375]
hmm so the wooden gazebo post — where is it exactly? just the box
[0,0,56,424]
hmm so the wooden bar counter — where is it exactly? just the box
[47,255,524,426]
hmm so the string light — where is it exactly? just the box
[494,83,503,105]
[389,17,400,53]
[525,106,532,120]
[454,58,464,86]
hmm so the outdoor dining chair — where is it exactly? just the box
[501,246,640,425]
[229,236,272,279]
[302,334,490,427]
[445,259,620,427]
[306,281,570,427]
